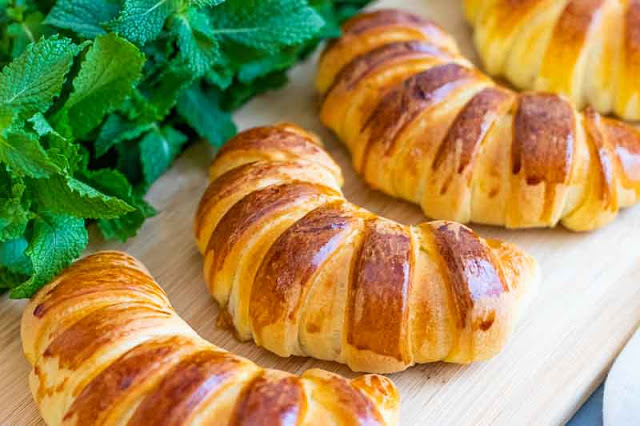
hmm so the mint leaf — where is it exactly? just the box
[222,69,288,110]
[205,64,234,90]
[10,213,87,298]
[117,88,159,122]
[46,135,84,175]
[307,0,342,39]
[110,0,181,46]
[95,114,153,157]
[0,127,59,178]
[0,109,13,129]
[237,51,297,83]
[45,0,120,38]
[146,63,194,118]
[0,169,30,241]
[115,139,144,185]
[98,196,155,241]
[330,0,373,22]
[172,9,219,77]
[0,237,32,275]
[0,268,28,291]
[0,36,79,118]
[177,83,236,146]
[140,125,187,185]
[80,167,133,196]
[82,168,156,241]
[208,0,324,52]
[126,63,193,123]
[60,33,145,138]
[7,12,49,58]
[190,0,226,7]
[28,112,82,174]
[28,112,60,138]
[34,174,135,219]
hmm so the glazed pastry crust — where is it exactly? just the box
[22,251,399,426]
[317,9,640,231]
[194,123,539,374]
[464,0,640,121]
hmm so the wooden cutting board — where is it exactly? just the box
[1,1,638,424]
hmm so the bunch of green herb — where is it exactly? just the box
[0,0,371,298]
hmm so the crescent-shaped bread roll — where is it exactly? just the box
[464,0,640,121]
[22,251,399,426]
[195,123,539,374]
[317,9,640,231]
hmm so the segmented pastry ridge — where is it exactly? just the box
[195,123,539,374]
[464,0,640,120]
[21,251,399,426]
[317,9,640,231]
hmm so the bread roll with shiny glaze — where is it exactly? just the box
[317,9,640,231]
[22,251,399,426]
[195,123,539,374]
[464,0,640,121]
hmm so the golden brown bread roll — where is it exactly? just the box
[316,9,640,231]
[22,251,399,426]
[464,0,640,121]
[194,123,539,374]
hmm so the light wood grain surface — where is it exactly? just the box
[1,1,638,424]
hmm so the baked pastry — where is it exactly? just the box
[22,251,399,426]
[194,123,539,374]
[464,0,640,121]
[316,9,640,231]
